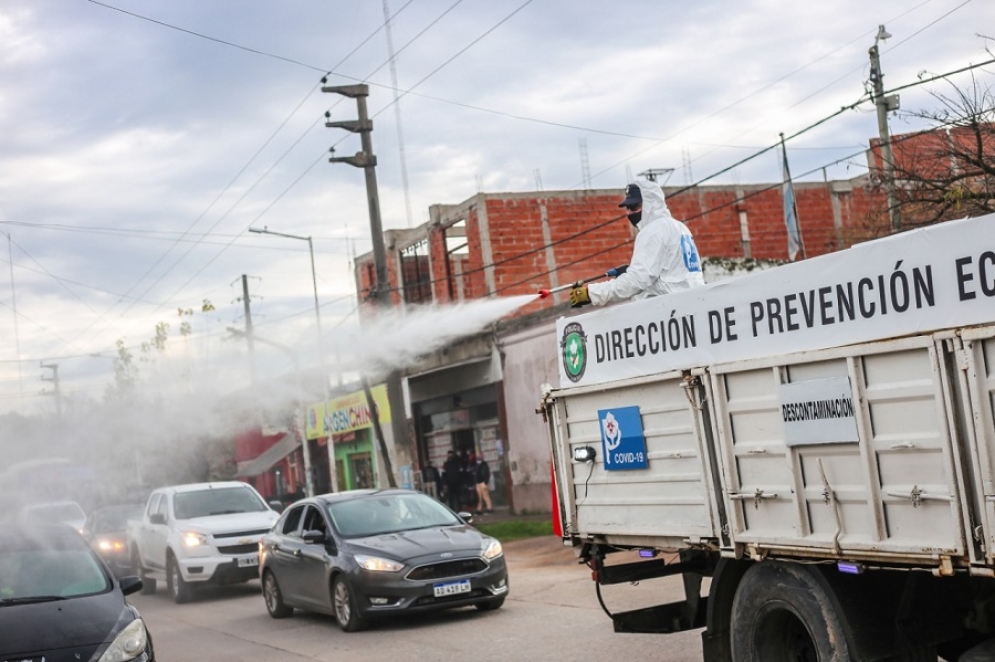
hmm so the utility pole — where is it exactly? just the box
[241,274,257,384]
[869,24,902,232]
[3,231,24,405]
[40,362,62,415]
[323,82,403,489]
[248,226,328,497]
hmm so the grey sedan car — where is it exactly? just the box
[258,489,508,631]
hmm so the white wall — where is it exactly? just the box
[498,321,560,513]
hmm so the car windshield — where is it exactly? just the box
[173,486,267,519]
[0,532,110,601]
[27,502,85,524]
[90,504,144,533]
[327,492,461,538]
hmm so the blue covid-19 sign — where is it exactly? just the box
[597,406,648,471]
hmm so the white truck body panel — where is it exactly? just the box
[710,334,966,561]
[961,326,995,564]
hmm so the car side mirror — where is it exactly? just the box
[302,529,326,545]
[457,511,474,524]
[268,500,285,513]
[149,513,166,525]
[120,576,143,596]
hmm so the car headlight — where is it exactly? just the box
[182,531,208,548]
[482,538,503,560]
[355,554,404,572]
[97,537,126,553]
[96,617,148,662]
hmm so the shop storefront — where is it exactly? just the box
[409,355,509,509]
[304,384,394,493]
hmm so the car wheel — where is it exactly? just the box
[133,551,157,595]
[167,555,194,604]
[332,576,365,632]
[263,570,293,618]
[475,596,506,611]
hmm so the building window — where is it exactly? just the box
[400,239,432,304]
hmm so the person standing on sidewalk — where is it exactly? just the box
[442,450,463,512]
[474,454,493,515]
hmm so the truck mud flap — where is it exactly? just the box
[596,552,712,634]
[612,597,709,634]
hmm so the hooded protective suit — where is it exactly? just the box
[587,179,704,306]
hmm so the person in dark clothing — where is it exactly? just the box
[422,461,442,500]
[461,452,478,512]
[442,451,463,511]
[474,454,492,514]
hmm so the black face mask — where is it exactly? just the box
[627,210,642,227]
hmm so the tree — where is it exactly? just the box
[860,66,995,239]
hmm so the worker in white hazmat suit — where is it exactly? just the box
[569,179,704,307]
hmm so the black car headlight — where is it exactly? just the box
[95,617,148,662]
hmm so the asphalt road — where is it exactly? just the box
[128,534,705,661]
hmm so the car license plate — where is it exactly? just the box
[237,555,259,568]
[433,579,470,598]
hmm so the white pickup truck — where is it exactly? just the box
[128,481,279,603]
[544,213,995,661]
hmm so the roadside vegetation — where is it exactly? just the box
[475,518,554,542]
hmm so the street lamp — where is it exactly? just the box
[248,226,336,495]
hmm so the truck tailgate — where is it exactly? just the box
[550,371,721,548]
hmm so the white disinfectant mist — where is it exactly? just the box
[332,293,538,374]
[0,294,540,514]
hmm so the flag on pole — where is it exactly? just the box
[780,134,804,261]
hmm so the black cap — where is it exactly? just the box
[618,184,641,208]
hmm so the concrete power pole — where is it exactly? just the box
[241,274,257,384]
[40,362,62,415]
[868,25,902,232]
[323,83,402,489]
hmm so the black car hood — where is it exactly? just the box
[0,593,131,658]
[349,525,486,560]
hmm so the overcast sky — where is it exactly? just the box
[0,0,991,415]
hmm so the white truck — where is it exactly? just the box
[128,481,279,603]
[543,213,995,661]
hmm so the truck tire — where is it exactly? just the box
[133,550,157,595]
[730,562,851,662]
[167,554,194,604]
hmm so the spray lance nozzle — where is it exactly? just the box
[536,265,628,299]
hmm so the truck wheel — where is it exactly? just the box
[167,555,194,604]
[332,576,366,632]
[262,570,293,618]
[731,562,851,662]
[133,551,156,595]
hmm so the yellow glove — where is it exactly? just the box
[569,285,591,308]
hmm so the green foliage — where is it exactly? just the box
[474,518,554,542]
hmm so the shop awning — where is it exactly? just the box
[236,433,300,478]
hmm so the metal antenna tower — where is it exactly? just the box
[579,138,591,190]
[383,0,414,227]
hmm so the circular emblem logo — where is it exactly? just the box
[561,322,588,383]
